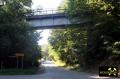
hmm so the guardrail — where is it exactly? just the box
[30,9,66,15]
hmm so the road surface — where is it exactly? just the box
[0,61,117,79]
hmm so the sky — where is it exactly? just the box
[32,0,63,45]
[32,0,63,9]
[36,30,51,45]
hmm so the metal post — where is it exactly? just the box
[52,11,54,25]
[22,56,23,69]
[17,56,18,69]
[46,10,47,14]
[52,10,53,14]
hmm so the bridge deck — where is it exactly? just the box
[26,9,90,29]
[26,13,66,20]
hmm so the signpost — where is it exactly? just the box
[15,53,24,69]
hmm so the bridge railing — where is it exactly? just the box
[29,9,66,15]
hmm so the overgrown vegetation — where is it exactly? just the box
[48,0,120,70]
[0,0,41,69]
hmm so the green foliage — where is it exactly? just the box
[48,45,60,61]
[58,0,68,9]
[66,0,120,68]
[41,44,52,60]
[49,0,120,69]
[49,27,87,67]
[0,0,41,68]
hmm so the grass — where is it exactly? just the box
[54,60,81,70]
[0,67,38,75]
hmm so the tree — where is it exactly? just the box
[49,27,87,67]
[0,0,41,68]
[66,0,120,68]
[49,0,120,69]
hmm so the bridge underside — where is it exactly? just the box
[27,13,90,29]
[30,23,89,29]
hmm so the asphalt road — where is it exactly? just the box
[0,61,117,79]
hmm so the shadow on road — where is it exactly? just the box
[37,60,57,74]
[0,60,118,79]
[40,60,116,79]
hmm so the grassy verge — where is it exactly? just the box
[0,67,38,75]
[54,60,98,74]
[54,60,80,70]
